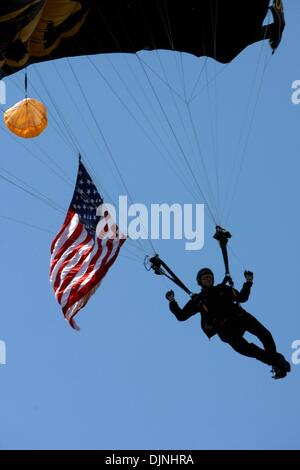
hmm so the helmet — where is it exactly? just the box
[196,268,214,285]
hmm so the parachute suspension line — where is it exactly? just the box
[188,58,208,104]
[28,70,144,259]
[152,49,207,197]
[132,57,184,101]
[0,113,73,188]
[50,61,127,207]
[146,0,221,219]
[97,54,174,150]
[52,64,151,259]
[88,57,198,202]
[34,66,123,213]
[184,85,221,224]
[33,68,82,155]
[208,0,222,219]
[136,14,207,200]
[136,53,218,226]
[157,0,175,51]
[228,246,247,273]
[188,1,226,104]
[223,37,272,226]
[189,65,228,104]
[212,0,218,62]
[4,77,75,183]
[0,162,65,212]
[145,2,221,224]
[2,87,112,230]
[0,169,65,214]
[156,2,216,199]
[0,214,54,235]
[89,6,212,217]
[24,68,28,99]
[73,10,201,209]
[67,60,156,257]
[221,8,273,224]
[11,66,79,153]
[89,5,205,205]
[179,53,188,103]
[204,62,221,222]
[52,60,142,216]
[38,94,103,184]
[34,63,149,260]
[0,215,141,265]
[172,48,220,219]
[52,61,108,159]
[82,8,200,199]
[145,254,193,297]
[49,38,164,261]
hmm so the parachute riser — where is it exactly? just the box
[145,254,193,297]
[213,226,233,285]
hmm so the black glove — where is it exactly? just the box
[244,270,253,283]
[165,290,175,302]
[223,275,233,286]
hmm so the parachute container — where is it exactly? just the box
[4,98,47,138]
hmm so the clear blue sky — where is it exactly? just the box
[0,2,299,450]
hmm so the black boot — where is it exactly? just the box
[271,353,291,380]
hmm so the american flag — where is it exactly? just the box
[50,157,126,330]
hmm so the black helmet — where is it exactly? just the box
[196,268,214,285]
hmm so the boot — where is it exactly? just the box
[271,353,291,380]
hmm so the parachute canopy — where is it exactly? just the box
[0,0,284,78]
[4,98,48,138]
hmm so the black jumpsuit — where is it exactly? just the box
[169,281,283,367]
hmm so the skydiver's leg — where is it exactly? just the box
[241,313,277,355]
[238,313,290,371]
[218,326,275,366]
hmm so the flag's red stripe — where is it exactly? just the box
[50,213,84,276]
[56,240,98,304]
[50,210,74,254]
[66,238,125,326]
[53,232,92,294]
[62,237,108,312]
[64,237,125,321]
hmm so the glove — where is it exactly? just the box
[223,274,233,286]
[244,270,253,283]
[165,290,175,302]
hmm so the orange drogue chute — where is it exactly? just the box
[4,98,48,138]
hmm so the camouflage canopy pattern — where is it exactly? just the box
[0,0,285,78]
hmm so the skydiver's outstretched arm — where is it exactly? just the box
[232,271,254,303]
[166,290,198,322]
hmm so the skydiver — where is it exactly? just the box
[166,268,291,380]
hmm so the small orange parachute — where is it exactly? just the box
[4,98,48,138]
